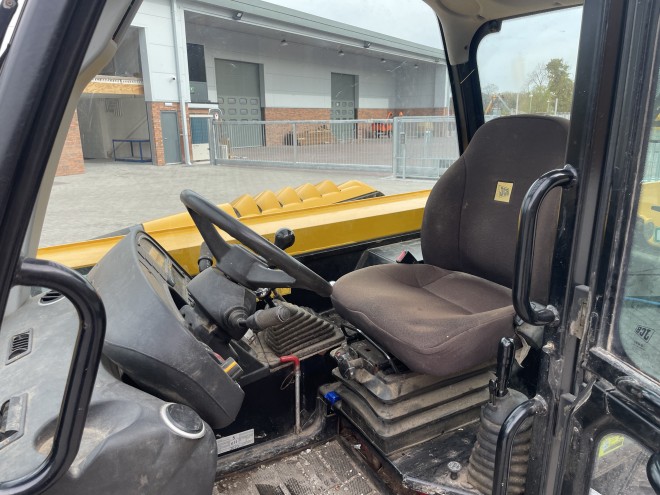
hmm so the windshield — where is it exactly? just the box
[40,0,456,250]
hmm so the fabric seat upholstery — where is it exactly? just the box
[331,115,570,377]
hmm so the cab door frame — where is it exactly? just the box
[538,0,660,492]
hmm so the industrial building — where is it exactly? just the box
[57,0,449,174]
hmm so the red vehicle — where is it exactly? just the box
[371,111,396,137]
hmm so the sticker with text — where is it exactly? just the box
[216,429,255,454]
[494,181,513,203]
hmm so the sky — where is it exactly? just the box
[265,0,583,92]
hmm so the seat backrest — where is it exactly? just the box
[421,115,569,303]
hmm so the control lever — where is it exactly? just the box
[491,337,515,401]
[468,337,532,494]
[198,242,213,272]
[245,305,292,332]
[274,227,295,251]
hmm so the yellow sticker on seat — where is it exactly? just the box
[494,182,513,203]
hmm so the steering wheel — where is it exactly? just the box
[180,189,333,297]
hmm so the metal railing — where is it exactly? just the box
[112,139,151,162]
[211,119,397,172]
[391,116,459,179]
[209,116,460,177]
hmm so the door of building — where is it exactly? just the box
[215,59,262,148]
[160,111,181,164]
[190,115,211,162]
[331,73,357,141]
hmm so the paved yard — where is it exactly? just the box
[40,161,434,247]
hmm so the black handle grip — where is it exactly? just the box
[494,338,515,398]
[493,397,547,495]
[648,452,660,494]
[0,258,106,495]
[513,164,577,326]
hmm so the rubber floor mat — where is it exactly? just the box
[214,440,385,495]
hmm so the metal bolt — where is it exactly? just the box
[448,461,461,480]
[2,0,16,9]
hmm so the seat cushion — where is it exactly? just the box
[331,263,516,377]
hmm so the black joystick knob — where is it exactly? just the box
[274,227,295,251]
[490,337,515,400]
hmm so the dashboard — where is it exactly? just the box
[0,231,221,494]
[135,233,190,310]
[88,229,245,430]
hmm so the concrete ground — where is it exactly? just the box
[40,161,434,247]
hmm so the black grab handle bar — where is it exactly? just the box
[513,164,577,326]
[0,258,106,495]
[493,396,547,495]
[648,452,660,494]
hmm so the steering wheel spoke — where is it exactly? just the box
[217,244,296,289]
[181,189,332,297]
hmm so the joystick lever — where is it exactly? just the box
[490,337,515,402]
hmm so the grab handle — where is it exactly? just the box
[513,165,577,326]
[0,258,106,495]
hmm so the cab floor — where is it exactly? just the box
[213,439,387,495]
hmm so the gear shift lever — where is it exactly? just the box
[468,337,532,494]
[491,337,515,401]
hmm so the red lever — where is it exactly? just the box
[279,355,300,370]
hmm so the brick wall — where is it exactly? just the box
[356,108,392,120]
[263,108,330,121]
[391,107,446,117]
[56,110,85,176]
[263,108,331,146]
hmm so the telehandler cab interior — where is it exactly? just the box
[0,0,658,494]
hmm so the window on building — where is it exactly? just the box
[477,7,582,120]
[187,43,208,103]
[99,27,142,78]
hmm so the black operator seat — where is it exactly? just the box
[331,116,569,377]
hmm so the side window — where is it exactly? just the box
[477,7,582,120]
[611,68,660,382]
[590,433,655,495]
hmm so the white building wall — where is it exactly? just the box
[132,0,446,110]
[132,0,187,102]
[394,63,447,110]
[184,22,440,111]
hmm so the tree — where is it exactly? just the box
[545,58,573,113]
[522,58,574,114]
[527,63,548,90]
[481,83,499,109]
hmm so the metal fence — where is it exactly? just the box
[208,116,460,177]
[391,117,459,179]
[203,116,660,183]
[211,119,394,172]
